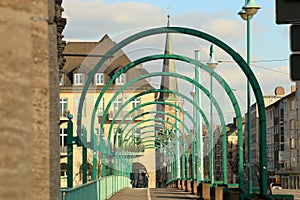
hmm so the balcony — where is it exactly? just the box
[108,109,145,121]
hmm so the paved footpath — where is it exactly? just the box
[272,189,300,200]
[109,188,200,200]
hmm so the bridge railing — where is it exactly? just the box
[61,176,131,200]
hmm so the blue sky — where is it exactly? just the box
[62,0,294,121]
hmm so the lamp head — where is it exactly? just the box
[242,0,261,17]
[238,9,253,21]
[207,44,218,70]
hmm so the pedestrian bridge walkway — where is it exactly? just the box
[109,188,199,200]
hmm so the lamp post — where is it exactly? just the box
[207,44,218,185]
[194,50,203,184]
[190,85,196,182]
[238,0,260,193]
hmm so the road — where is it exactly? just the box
[109,188,200,200]
[272,189,300,200]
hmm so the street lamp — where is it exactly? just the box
[238,0,260,194]
[194,50,204,185]
[207,44,218,185]
[190,85,196,182]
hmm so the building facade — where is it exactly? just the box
[59,35,156,188]
[244,92,283,188]
[265,87,300,189]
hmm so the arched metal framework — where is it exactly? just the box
[77,27,267,195]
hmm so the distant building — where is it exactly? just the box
[246,85,300,189]
[265,86,299,189]
[244,89,284,188]
[59,34,156,188]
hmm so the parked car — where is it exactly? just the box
[269,182,283,189]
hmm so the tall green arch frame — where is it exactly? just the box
[77,27,267,195]
[92,63,241,186]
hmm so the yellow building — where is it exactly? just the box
[59,34,156,188]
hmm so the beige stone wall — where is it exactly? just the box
[0,0,60,200]
[0,1,33,200]
[31,0,60,199]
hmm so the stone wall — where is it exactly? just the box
[0,1,33,200]
[0,0,65,200]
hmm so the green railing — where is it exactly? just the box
[61,176,131,200]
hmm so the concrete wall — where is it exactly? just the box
[0,0,60,200]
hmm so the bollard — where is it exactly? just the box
[198,182,211,200]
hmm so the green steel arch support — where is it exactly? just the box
[103,88,227,183]
[121,120,188,152]
[106,89,211,147]
[122,125,190,182]
[109,109,193,183]
[110,101,193,148]
[77,27,266,195]
[108,105,192,163]
[93,70,232,184]
[120,133,179,182]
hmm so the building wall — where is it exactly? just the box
[0,0,63,200]
[0,1,33,199]
[59,89,156,187]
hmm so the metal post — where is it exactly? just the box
[175,102,181,180]
[67,114,74,188]
[92,128,98,180]
[82,126,88,184]
[246,13,253,194]
[192,140,196,180]
[209,73,214,185]
[101,130,106,178]
[186,151,190,180]
[194,50,203,184]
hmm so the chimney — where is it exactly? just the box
[291,85,296,92]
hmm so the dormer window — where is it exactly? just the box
[116,73,126,85]
[74,73,84,86]
[95,73,104,85]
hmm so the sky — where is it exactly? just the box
[61,0,294,123]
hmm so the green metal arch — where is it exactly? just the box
[120,118,188,150]
[109,102,193,152]
[104,89,215,147]
[90,55,243,186]
[77,26,266,194]
[94,69,238,185]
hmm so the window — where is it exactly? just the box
[131,97,141,109]
[61,163,67,177]
[113,128,122,146]
[60,128,68,147]
[113,98,123,111]
[291,138,295,149]
[60,98,68,117]
[116,73,126,85]
[290,119,295,130]
[95,127,105,138]
[96,98,105,117]
[74,73,84,86]
[133,128,141,145]
[95,73,104,85]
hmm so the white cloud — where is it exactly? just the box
[62,0,165,41]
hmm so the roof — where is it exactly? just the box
[61,34,153,89]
